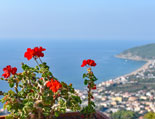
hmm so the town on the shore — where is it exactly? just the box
[77,60,155,118]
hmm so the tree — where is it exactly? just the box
[111,110,138,119]
[144,112,155,119]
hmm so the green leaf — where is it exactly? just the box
[93,76,98,81]
[84,79,88,85]
[43,112,50,116]
[35,66,39,70]
[9,82,14,88]
[54,111,59,117]
[83,73,87,78]
[22,64,30,70]
[8,90,15,95]
[90,101,95,107]
[60,109,66,114]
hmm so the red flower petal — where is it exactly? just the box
[39,46,46,51]
[46,81,52,87]
[2,65,17,78]
[87,59,91,65]
[46,79,62,93]
[87,59,96,67]
[81,60,87,67]
[11,67,17,75]
[2,71,10,78]
[33,46,46,58]
[6,65,12,72]
[81,59,96,67]
[24,48,34,60]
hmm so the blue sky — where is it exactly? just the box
[0,0,155,40]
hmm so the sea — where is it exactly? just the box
[0,39,154,108]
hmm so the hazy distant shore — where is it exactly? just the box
[115,54,149,61]
[115,55,152,78]
[120,60,152,78]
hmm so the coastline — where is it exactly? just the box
[99,55,154,85]
[95,55,154,90]
[118,60,152,78]
[114,55,153,79]
[115,54,149,61]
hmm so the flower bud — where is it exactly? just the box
[91,95,94,99]
[30,89,34,93]
[57,93,61,97]
[92,84,96,90]
[53,95,56,99]
[87,67,91,73]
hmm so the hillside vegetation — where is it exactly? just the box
[117,43,155,60]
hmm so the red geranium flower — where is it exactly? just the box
[24,48,34,60]
[2,65,17,78]
[11,67,17,75]
[46,79,62,93]
[81,60,87,67]
[2,71,10,78]
[87,59,96,66]
[24,46,46,60]
[81,59,96,67]
[33,46,46,58]
[3,65,12,72]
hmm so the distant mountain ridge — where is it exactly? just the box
[116,43,155,61]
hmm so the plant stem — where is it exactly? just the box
[88,82,91,106]
[15,82,18,93]
[38,112,41,119]
[39,57,43,64]
[34,58,40,67]
[49,98,56,119]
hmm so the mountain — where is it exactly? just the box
[116,43,155,61]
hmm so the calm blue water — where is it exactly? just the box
[0,39,154,108]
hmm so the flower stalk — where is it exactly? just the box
[81,59,98,118]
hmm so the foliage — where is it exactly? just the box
[118,43,155,59]
[111,110,138,119]
[0,46,81,119]
[144,112,155,119]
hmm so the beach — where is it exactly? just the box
[120,60,153,78]
[98,57,154,87]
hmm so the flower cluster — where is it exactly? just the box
[81,59,96,67]
[24,46,46,60]
[46,78,62,93]
[2,65,17,78]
